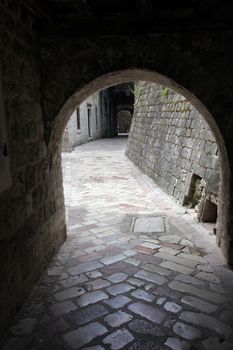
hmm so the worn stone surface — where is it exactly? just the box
[106,283,135,296]
[2,138,233,349]
[173,321,202,340]
[104,311,133,327]
[103,329,134,349]
[67,304,108,325]
[128,319,166,336]
[104,295,132,309]
[128,301,167,324]
[126,82,220,206]
[181,296,218,314]
[63,322,107,348]
[180,311,232,337]
[77,290,108,307]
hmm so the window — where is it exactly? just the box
[0,62,11,192]
[95,106,98,129]
[76,108,81,129]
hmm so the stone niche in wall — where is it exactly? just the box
[126,82,220,223]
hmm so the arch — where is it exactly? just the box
[48,68,230,263]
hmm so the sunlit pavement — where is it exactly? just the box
[3,137,233,350]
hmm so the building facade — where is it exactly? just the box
[62,93,106,151]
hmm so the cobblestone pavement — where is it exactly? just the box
[2,137,233,350]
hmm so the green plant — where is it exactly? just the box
[161,86,169,98]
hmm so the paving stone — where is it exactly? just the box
[11,318,37,336]
[125,258,141,266]
[159,247,178,255]
[133,216,165,233]
[220,310,233,323]
[86,270,103,279]
[156,297,167,305]
[123,250,137,257]
[106,283,135,296]
[156,252,197,268]
[160,261,194,274]
[68,261,103,275]
[85,278,111,291]
[164,337,190,350]
[144,283,155,291]
[131,289,155,302]
[77,290,108,307]
[140,241,161,249]
[174,274,205,286]
[50,300,77,316]
[181,296,218,314]
[135,270,167,285]
[44,318,69,336]
[104,295,132,309]
[164,302,182,313]
[124,265,140,275]
[100,254,126,265]
[180,311,232,337]
[78,252,103,262]
[154,286,183,301]
[158,235,182,244]
[128,301,167,324]
[173,321,202,340]
[128,277,145,287]
[128,340,160,350]
[134,245,154,255]
[106,272,128,283]
[100,261,127,274]
[178,253,206,264]
[104,311,133,327]
[54,286,85,301]
[142,263,173,276]
[168,281,226,304]
[67,304,108,325]
[161,243,184,250]
[197,264,213,273]
[209,283,226,294]
[128,319,166,336]
[63,322,107,349]
[103,329,134,349]
[85,245,106,254]
[195,271,221,284]
[83,347,105,350]
[202,336,233,350]
[135,253,162,264]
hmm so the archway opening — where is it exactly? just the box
[56,69,229,256]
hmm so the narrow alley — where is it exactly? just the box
[3,138,233,350]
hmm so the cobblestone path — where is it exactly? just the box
[2,137,233,350]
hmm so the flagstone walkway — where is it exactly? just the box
[2,137,233,350]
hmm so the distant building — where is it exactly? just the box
[62,93,106,152]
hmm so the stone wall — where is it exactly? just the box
[0,1,66,340]
[62,93,105,152]
[126,82,220,212]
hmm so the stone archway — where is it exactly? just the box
[47,68,230,263]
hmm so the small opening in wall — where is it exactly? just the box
[198,199,218,223]
[76,108,81,130]
[184,174,202,208]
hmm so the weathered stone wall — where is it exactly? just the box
[0,1,66,339]
[126,82,220,207]
[62,93,105,152]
